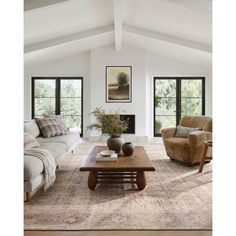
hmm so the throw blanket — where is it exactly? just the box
[24,148,56,191]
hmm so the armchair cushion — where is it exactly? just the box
[165,137,190,163]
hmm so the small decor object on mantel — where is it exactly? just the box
[106,66,132,103]
[87,107,129,153]
[122,142,135,156]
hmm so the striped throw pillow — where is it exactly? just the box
[175,126,201,138]
[35,117,66,138]
[43,114,69,132]
[24,133,40,149]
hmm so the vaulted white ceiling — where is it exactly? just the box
[24,0,212,66]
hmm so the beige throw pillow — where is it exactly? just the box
[24,133,40,149]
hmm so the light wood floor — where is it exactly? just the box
[25,230,212,236]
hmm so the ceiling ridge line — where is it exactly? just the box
[113,0,124,51]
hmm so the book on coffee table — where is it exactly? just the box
[96,153,118,162]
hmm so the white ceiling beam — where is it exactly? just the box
[25,25,114,54]
[113,0,123,51]
[123,24,211,53]
[24,0,69,12]
[165,0,212,12]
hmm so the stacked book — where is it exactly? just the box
[96,150,118,162]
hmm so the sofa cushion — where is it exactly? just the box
[175,126,201,138]
[24,133,40,149]
[39,142,67,159]
[36,131,80,150]
[24,120,40,138]
[24,155,44,180]
[35,117,66,138]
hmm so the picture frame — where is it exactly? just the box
[106,66,132,103]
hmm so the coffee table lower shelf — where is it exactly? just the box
[88,170,146,190]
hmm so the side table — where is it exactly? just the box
[199,140,212,173]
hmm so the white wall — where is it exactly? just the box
[24,44,212,138]
[90,45,147,137]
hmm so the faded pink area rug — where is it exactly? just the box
[24,142,212,230]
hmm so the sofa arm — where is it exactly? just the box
[160,127,177,140]
[188,131,212,147]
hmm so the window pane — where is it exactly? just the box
[61,98,81,115]
[155,79,176,97]
[181,80,202,97]
[155,116,176,134]
[154,79,177,136]
[35,80,55,97]
[181,98,202,116]
[155,98,176,115]
[35,98,55,116]
[61,80,81,97]
[63,115,81,130]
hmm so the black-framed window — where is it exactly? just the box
[32,77,83,136]
[154,77,205,137]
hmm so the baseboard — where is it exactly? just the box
[84,135,148,142]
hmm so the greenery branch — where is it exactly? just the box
[87,107,129,138]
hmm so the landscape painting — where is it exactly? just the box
[106,66,132,103]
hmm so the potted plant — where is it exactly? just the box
[87,107,129,153]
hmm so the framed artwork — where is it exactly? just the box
[106,66,132,103]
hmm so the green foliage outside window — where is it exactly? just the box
[34,79,82,129]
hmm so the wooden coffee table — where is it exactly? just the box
[80,146,155,190]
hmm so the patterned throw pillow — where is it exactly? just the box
[175,126,201,138]
[43,114,68,132]
[24,133,40,149]
[35,118,66,138]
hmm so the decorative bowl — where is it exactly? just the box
[100,150,115,157]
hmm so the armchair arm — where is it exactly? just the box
[160,127,177,140]
[188,131,212,147]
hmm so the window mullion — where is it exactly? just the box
[31,78,35,118]
[55,79,60,115]
[176,78,181,125]
[202,78,205,115]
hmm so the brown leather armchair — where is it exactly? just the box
[161,116,212,166]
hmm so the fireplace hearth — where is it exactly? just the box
[120,115,135,134]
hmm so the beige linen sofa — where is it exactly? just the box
[24,120,80,201]
[161,116,212,166]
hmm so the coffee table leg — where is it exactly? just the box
[136,171,146,190]
[88,171,97,190]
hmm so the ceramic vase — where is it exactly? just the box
[107,136,125,153]
[122,142,135,156]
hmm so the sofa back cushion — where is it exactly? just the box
[24,120,40,138]
[180,116,212,132]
